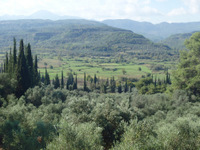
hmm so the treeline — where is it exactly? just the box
[2,38,39,98]
[1,38,171,97]
[47,71,171,95]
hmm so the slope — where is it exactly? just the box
[102,19,200,42]
[162,31,199,50]
[0,19,170,56]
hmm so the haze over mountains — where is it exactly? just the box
[0,19,171,57]
[0,10,199,52]
[0,10,81,21]
[103,19,200,42]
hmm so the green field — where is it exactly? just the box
[38,56,173,80]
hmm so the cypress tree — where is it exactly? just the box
[25,43,33,87]
[15,39,29,98]
[54,74,60,89]
[73,74,78,90]
[4,52,8,73]
[44,68,50,85]
[124,80,128,93]
[61,71,64,89]
[154,76,157,87]
[118,82,122,93]
[13,38,17,70]
[8,48,13,76]
[66,72,74,90]
[110,77,116,93]
[84,72,87,91]
[0,63,3,73]
[33,55,39,86]
[41,75,45,83]
[94,74,97,85]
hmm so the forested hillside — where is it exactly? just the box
[0,19,170,57]
[162,31,199,50]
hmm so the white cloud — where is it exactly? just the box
[182,0,200,14]
[155,0,167,2]
[168,7,187,16]
[0,0,199,23]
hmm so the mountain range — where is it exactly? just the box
[102,19,200,42]
[0,19,171,58]
[1,10,200,43]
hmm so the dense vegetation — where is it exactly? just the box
[0,28,200,149]
[162,31,199,50]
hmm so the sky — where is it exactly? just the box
[0,0,200,23]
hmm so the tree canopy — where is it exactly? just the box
[172,32,200,96]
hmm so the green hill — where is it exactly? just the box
[0,19,170,57]
[162,31,199,50]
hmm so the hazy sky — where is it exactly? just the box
[0,0,200,23]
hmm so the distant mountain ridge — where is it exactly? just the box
[0,10,81,20]
[0,19,171,57]
[102,19,200,42]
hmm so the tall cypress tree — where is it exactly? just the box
[4,52,8,73]
[84,72,87,91]
[8,48,13,76]
[94,74,97,85]
[13,38,17,70]
[117,82,122,93]
[54,74,60,89]
[110,77,116,93]
[15,39,29,98]
[66,72,74,90]
[44,68,50,85]
[25,43,33,87]
[33,55,39,86]
[74,74,78,89]
[124,80,128,93]
[61,71,64,89]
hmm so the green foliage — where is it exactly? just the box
[2,39,39,98]
[1,31,200,150]
[53,74,60,89]
[1,120,55,150]
[66,72,74,90]
[25,43,33,87]
[61,71,64,89]
[172,32,200,96]
[0,73,17,99]
[47,120,103,150]
[44,68,50,85]
[15,39,29,98]
[0,82,200,150]
[112,120,161,150]
[83,72,88,91]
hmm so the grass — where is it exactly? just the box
[38,56,172,80]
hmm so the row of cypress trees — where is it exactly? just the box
[3,38,39,98]
[2,39,171,97]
